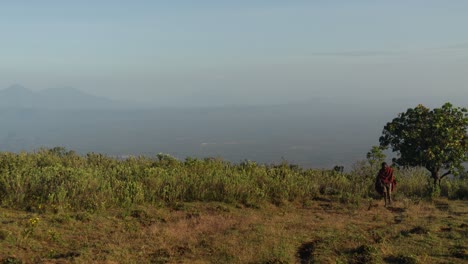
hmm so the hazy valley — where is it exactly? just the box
[2,85,466,169]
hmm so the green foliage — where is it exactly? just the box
[426,180,441,199]
[366,145,386,170]
[22,217,40,239]
[0,257,22,264]
[0,147,466,212]
[380,103,468,183]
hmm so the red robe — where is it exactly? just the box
[375,167,397,194]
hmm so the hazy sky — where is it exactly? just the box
[1,1,467,106]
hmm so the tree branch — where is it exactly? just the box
[440,170,452,179]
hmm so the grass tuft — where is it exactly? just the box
[350,244,381,264]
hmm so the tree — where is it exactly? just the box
[366,145,386,170]
[379,103,468,186]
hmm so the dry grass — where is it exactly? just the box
[1,197,467,263]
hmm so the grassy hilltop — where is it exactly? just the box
[0,148,467,263]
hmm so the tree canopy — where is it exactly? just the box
[379,103,468,185]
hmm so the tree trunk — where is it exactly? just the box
[429,169,452,187]
[431,170,440,187]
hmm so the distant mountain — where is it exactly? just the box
[0,85,124,109]
[0,84,35,107]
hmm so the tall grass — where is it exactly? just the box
[0,148,466,212]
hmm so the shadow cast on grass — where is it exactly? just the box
[297,241,317,264]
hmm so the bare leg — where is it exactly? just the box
[383,191,388,207]
[388,183,392,206]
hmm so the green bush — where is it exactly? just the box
[0,148,466,212]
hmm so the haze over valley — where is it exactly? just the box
[1,84,465,169]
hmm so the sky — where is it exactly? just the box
[1,0,467,107]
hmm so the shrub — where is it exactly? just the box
[0,148,466,212]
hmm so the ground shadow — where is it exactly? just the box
[297,241,317,264]
[385,206,406,213]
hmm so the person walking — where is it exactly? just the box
[375,162,396,207]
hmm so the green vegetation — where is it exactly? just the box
[0,147,466,213]
[380,103,468,186]
[0,147,466,262]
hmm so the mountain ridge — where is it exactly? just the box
[0,85,124,109]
